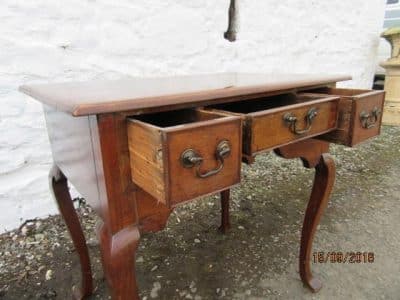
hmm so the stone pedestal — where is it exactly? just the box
[381,28,400,125]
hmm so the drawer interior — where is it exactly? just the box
[207,93,329,114]
[130,108,225,128]
[305,87,371,97]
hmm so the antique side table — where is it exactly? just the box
[20,73,385,299]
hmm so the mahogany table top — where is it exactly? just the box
[19,73,351,116]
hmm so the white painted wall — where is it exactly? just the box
[0,0,386,232]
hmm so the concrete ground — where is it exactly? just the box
[1,126,400,299]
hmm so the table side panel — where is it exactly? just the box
[89,115,109,222]
[43,105,101,213]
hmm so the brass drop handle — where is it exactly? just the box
[180,140,231,178]
[360,107,381,129]
[283,107,318,135]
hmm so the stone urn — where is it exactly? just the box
[380,27,400,125]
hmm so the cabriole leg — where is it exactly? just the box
[49,164,93,299]
[275,139,335,292]
[299,153,335,292]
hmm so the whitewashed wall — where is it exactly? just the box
[0,0,386,232]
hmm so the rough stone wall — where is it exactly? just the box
[0,0,386,231]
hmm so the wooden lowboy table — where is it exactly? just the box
[20,73,385,299]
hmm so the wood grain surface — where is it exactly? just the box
[20,73,350,116]
[305,88,385,146]
[127,109,242,206]
[207,93,339,156]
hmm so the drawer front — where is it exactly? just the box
[127,111,241,207]
[249,98,339,154]
[166,118,241,206]
[307,88,385,146]
[350,91,385,145]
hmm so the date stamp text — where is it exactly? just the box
[313,251,375,263]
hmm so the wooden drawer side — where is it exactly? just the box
[242,117,253,156]
[318,97,353,145]
[127,120,167,203]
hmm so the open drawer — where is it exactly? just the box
[205,93,339,159]
[304,87,385,146]
[127,109,242,207]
